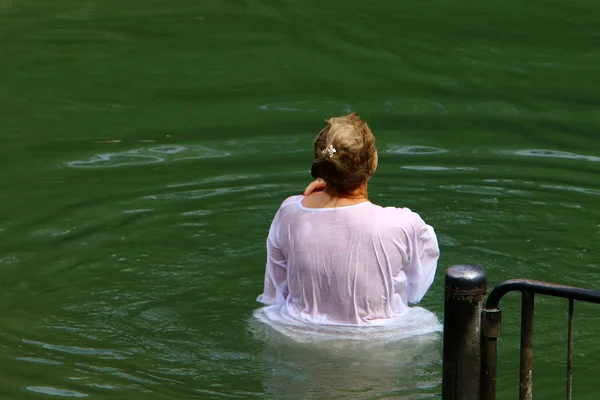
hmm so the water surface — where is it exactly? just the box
[1,0,599,398]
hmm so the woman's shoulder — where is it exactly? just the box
[371,203,415,216]
[370,204,428,229]
[270,195,303,225]
[279,195,304,208]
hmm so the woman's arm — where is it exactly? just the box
[256,209,289,305]
[404,218,440,304]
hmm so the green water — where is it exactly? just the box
[1,0,599,398]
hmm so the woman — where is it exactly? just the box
[257,113,439,326]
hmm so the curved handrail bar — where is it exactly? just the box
[485,279,600,310]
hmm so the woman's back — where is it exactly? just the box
[257,113,439,327]
[258,195,439,325]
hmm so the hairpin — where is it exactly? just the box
[322,144,337,159]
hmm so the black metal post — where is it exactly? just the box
[567,299,574,400]
[481,308,501,400]
[442,264,487,400]
[519,290,535,400]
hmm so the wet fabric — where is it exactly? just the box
[257,195,439,326]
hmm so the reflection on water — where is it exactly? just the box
[26,386,88,398]
[23,339,126,358]
[15,357,62,365]
[65,145,230,169]
[466,102,519,115]
[250,317,442,399]
[167,174,263,188]
[257,99,530,116]
[501,149,600,162]
[384,99,449,114]
[402,165,477,171]
[251,305,442,344]
[541,184,600,196]
[259,101,353,114]
[142,184,278,202]
[385,145,450,155]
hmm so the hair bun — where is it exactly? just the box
[311,113,377,193]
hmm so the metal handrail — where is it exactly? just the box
[481,279,600,400]
[486,279,600,309]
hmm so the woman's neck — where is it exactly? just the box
[324,183,369,202]
[301,182,369,209]
[324,184,369,200]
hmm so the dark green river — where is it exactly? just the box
[1,0,599,398]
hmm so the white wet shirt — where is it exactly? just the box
[257,195,440,326]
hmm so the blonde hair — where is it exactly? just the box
[311,112,377,194]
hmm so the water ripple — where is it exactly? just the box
[401,165,477,171]
[122,208,154,214]
[65,145,230,169]
[439,184,527,196]
[501,149,600,162]
[141,184,277,201]
[385,145,450,155]
[383,99,449,114]
[26,387,88,397]
[166,174,262,188]
[180,210,212,217]
[23,339,126,358]
[258,101,353,114]
[16,357,62,365]
[541,184,600,196]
